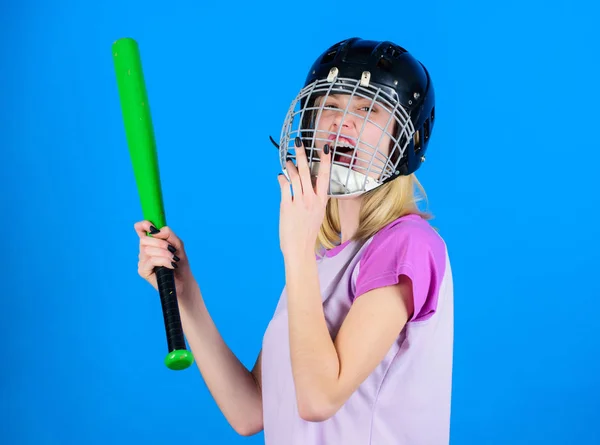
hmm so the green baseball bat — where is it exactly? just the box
[112,37,194,371]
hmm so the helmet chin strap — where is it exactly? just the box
[269,135,280,149]
[311,163,381,198]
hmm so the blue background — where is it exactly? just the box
[2,1,599,444]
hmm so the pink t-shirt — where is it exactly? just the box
[261,214,454,444]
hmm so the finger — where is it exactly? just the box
[139,236,179,255]
[142,245,181,265]
[133,221,184,251]
[139,255,178,278]
[293,137,313,195]
[134,220,157,238]
[286,160,303,197]
[278,174,292,203]
[316,143,332,198]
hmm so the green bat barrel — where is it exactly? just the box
[112,37,194,371]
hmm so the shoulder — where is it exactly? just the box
[362,214,447,266]
[378,213,443,242]
[353,214,449,321]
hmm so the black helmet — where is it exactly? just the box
[277,37,436,197]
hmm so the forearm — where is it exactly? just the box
[177,282,263,436]
[285,251,340,417]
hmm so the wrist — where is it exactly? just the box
[177,275,201,302]
[284,252,319,297]
[283,247,315,269]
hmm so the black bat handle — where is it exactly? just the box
[155,266,194,370]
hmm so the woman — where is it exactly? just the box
[134,37,453,445]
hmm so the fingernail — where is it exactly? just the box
[173,254,180,262]
[149,226,160,234]
[295,137,302,147]
[171,261,178,269]
[324,144,330,155]
[167,244,177,254]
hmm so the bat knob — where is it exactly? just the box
[164,349,194,370]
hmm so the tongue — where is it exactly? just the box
[335,152,351,165]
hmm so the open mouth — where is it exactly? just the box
[328,136,356,165]
[333,143,355,165]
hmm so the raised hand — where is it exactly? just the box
[277,137,332,260]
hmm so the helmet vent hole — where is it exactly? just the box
[321,49,338,64]
[376,57,393,71]
[385,45,406,58]
[413,130,422,154]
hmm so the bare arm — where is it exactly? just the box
[178,282,264,436]
[286,252,412,422]
[134,221,263,436]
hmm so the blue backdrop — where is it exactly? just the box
[2,1,599,444]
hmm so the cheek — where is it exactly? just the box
[312,116,333,147]
[361,126,392,156]
[314,113,332,131]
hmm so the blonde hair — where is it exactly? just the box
[316,174,432,253]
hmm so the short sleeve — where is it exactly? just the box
[353,217,447,322]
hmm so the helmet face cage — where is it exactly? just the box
[279,72,415,198]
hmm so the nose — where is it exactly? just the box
[332,109,355,130]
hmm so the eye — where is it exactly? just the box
[359,105,377,112]
[323,103,339,109]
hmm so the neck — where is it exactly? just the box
[337,197,362,243]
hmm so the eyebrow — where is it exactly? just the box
[318,94,375,103]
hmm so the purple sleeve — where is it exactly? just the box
[353,219,446,322]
